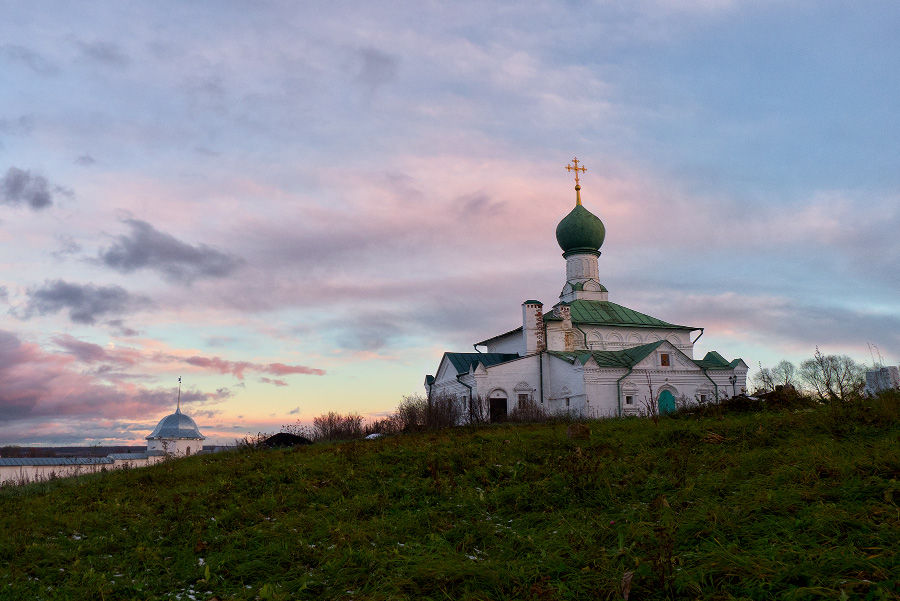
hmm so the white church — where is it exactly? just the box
[425,159,748,421]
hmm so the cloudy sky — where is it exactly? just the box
[1,1,898,445]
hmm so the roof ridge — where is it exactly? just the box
[544,299,696,330]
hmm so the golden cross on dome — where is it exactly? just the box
[566,157,586,205]
[566,157,586,185]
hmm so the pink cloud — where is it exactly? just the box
[180,355,324,380]
[52,334,141,366]
[265,362,325,376]
[0,330,221,426]
[49,333,326,384]
[183,356,254,378]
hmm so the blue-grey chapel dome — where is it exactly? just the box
[146,407,205,440]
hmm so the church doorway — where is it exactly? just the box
[658,390,676,415]
[489,392,508,423]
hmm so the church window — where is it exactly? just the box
[518,393,529,404]
[565,398,570,407]
[625,395,634,405]
[699,394,708,403]
[660,353,670,367]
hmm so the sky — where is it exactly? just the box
[1,0,898,446]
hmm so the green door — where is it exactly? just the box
[658,390,676,415]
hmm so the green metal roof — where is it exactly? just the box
[693,351,744,370]
[445,352,520,375]
[549,341,665,369]
[550,343,742,372]
[543,299,695,330]
[570,281,608,292]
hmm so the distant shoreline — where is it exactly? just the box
[0,446,147,458]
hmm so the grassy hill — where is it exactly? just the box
[2,396,899,600]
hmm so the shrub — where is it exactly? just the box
[425,393,464,429]
[235,432,273,450]
[507,397,548,423]
[368,393,463,434]
[312,411,363,442]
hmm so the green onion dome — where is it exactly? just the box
[555,187,605,256]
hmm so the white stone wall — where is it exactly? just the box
[0,452,183,486]
[545,323,568,353]
[0,458,160,486]
[428,341,748,421]
[481,312,698,357]
[471,354,597,418]
[484,330,525,354]
[428,355,471,402]
[542,354,588,415]
[542,322,695,357]
[470,355,541,414]
[614,371,712,414]
[147,438,203,456]
[585,343,748,417]
[565,252,600,283]
[0,463,106,485]
[112,455,165,469]
[581,370,626,417]
[581,325,695,358]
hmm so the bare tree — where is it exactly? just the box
[639,371,660,425]
[772,360,799,388]
[752,360,799,393]
[752,363,776,393]
[799,347,865,403]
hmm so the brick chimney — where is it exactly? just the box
[522,300,545,355]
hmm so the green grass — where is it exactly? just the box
[2,395,900,600]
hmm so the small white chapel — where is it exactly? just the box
[425,159,748,421]
[0,389,207,485]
